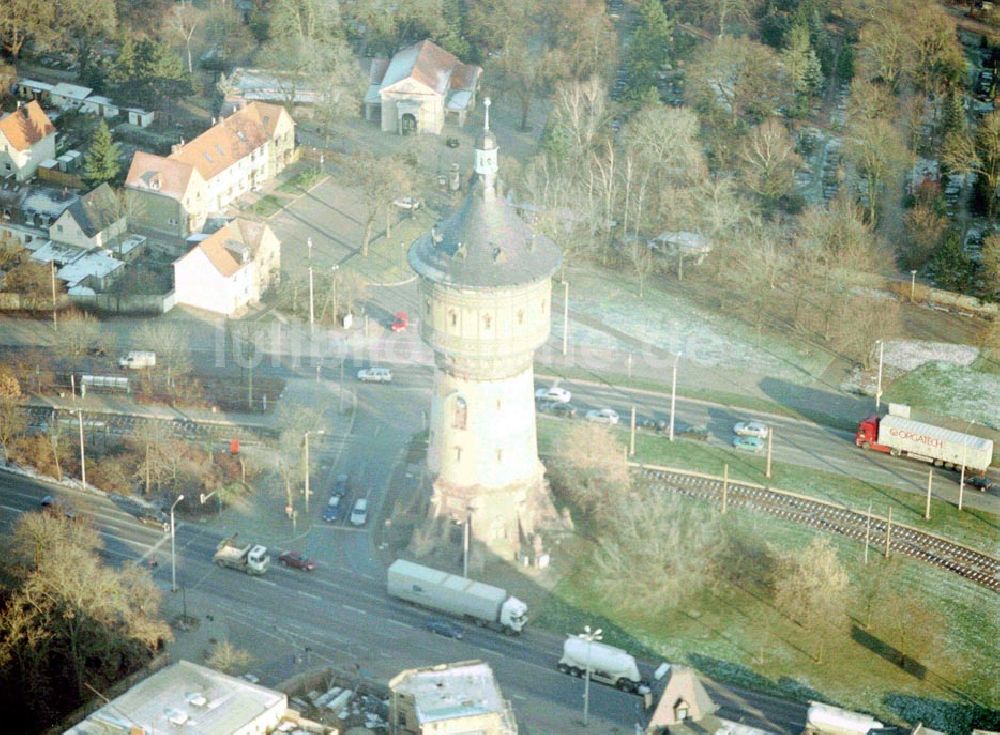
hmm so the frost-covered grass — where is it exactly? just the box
[567,265,835,383]
[533,495,1000,730]
[885,361,1000,431]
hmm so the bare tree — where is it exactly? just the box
[204,638,252,674]
[51,309,106,360]
[942,111,1000,219]
[774,536,850,663]
[169,1,202,74]
[844,115,910,225]
[135,322,193,395]
[738,118,802,208]
[342,151,412,257]
[548,422,630,520]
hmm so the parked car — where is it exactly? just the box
[333,474,349,496]
[538,401,578,418]
[138,511,170,533]
[390,311,409,332]
[446,138,460,148]
[323,495,343,523]
[394,196,421,210]
[585,408,620,424]
[733,436,765,452]
[278,551,317,571]
[969,476,995,492]
[535,386,572,403]
[425,618,464,639]
[733,421,769,438]
[350,498,369,527]
[357,367,393,383]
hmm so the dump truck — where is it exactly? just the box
[855,415,994,472]
[118,350,157,369]
[386,559,527,634]
[557,636,648,694]
[213,537,269,575]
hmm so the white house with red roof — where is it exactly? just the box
[173,219,281,315]
[125,101,295,236]
[365,40,482,135]
[0,101,57,181]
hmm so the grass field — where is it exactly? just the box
[538,420,999,554]
[885,360,1000,431]
[530,424,1000,731]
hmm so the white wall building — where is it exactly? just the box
[0,101,57,181]
[173,219,280,315]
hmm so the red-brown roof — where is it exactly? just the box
[184,219,268,277]
[172,102,289,180]
[125,151,200,200]
[0,101,55,151]
[378,40,481,96]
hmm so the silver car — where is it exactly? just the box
[585,408,620,424]
[733,421,769,438]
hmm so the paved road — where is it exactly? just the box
[0,470,808,734]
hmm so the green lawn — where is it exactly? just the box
[884,361,1000,432]
[248,194,286,219]
[538,420,999,554]
[343,208,438,285]
[278,168,325,195]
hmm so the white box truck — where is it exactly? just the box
[118,350,157,369]
[557,636,648,694]
[855,414,994,471]
[213,537,269,575]
[386,559,527,634]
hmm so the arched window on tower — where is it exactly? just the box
[517,309,524,325]
[452,396,467,430]
[483,313,491,329]
[449,310,457,327]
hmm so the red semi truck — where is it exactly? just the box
[855,415,994,472]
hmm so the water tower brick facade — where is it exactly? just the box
[408,99,562,560]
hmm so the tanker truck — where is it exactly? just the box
[386,559,527,634]
[855,414,994,472]
[803,702,884,735]
[557,636,649,694]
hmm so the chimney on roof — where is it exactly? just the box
[62,186,69,200]
[212,116,217,125]
[16,100,22,111]
[171,139,185,155]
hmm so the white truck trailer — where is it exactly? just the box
[386,559,527,634]
[118,350,157,369]
[803,702,884,735]
[557,636,648,694]
[855,414,994,471]
[213,537,269,575]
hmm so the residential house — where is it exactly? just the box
[29,240,124,295]
[124,151,208,237]
[0,184,78,246]
[645,665,721,735]
[64,660,330,735]
[388,661,518,735]
[125,101,294,236]
[49,183,126,250]
[173,219,281,315]
[365,40,482,135]
[0,101,57,181]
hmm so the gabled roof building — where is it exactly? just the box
[366,39,482,135]
[50,182,126,250]
[0,101,57,181]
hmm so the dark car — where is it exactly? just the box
[278,551,317,571]
[446,138,460,148]
[40,495,55,508]
[425,619,463,639]
[138,511,170,533]
[969,476,995,492]
[680,425,710,441]
[323,495,343,523]
[333,474,349,497]
[550,402,578,419]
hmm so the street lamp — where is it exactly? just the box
[579,625,602,726]
[874,339,885,412]
[303,430,326,512]
[50,261,58,330]
[668,353,682,441]
[910,270,917,302]
[958,419,976,512]
[562,280,569,357]
[331,264,340,327]
[199,490,222,516]
[307,237,315,334]
[462,507,473,578]
[170,494,185,592]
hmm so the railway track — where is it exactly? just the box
[635,465,1000,593]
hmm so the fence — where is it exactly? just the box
[69,291,176,314]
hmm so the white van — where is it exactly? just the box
[118,350,157,369]
[350,498,369,526]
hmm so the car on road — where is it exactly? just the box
[733,436,764,452]
[390,311,409,332]
[585,408,620,424]
[40,495,54,508]
[278,551,317,571]
[394,196,421,211]
[357,367,393,383]
[138,511,170,533]
[680,425,710,441]
[538,400,578,418]
[323,495,343,523]
[425,619,464,639]
[969,476,995,492]
[733,421,769,438]
[535,386,572,403]
[350,498,369,527]
[333,474,349,496]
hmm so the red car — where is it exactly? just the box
[278,551,316,571]
[391,311,409,332]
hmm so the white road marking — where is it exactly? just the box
[297,591,321,600]
[342,604,367,615]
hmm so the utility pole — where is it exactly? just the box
[925,468,933,520]
[864,502,872,564]
[875,339,885,411]
[765,428,773,479]
[721,464,729,514]
[884,507,892,558]
[562,280,569,357]
[307,237,315,335]
[303,430,325,512]
[668,353,680,441]
[50,261,58,329]
[629,407,636,456]
[331,264,340,326]
[77,410,86,486]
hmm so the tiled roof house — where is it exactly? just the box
[125,101,294,236]
[50,182,127,250]
[0,101,57,181]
